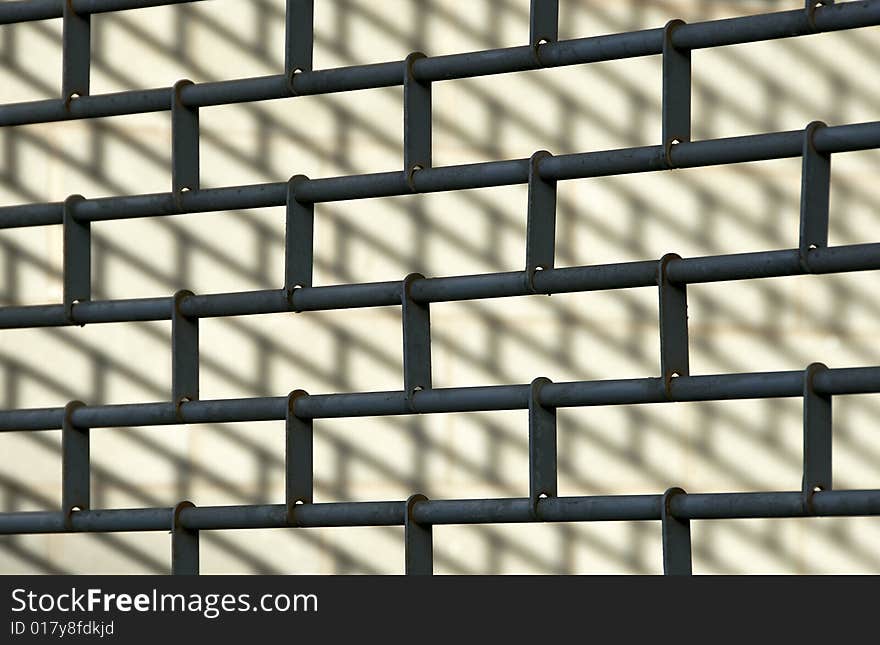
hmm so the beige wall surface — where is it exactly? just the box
[0,0,879,573]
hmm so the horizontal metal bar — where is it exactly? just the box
[2,489,880,535]
[0,0,877,125]
[671,1,880,50]
[669,490,880,520]
[3,121,878,229]
[0,182,288,228]
[0,0,206,24]
[1,365,879,432]
[75,0,204,13]
[2,242,879,330]
[0,0,61,23]
[0,507,173,533]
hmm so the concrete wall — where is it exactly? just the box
[0,0,879,573]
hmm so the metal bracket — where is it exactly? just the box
[662,19,691,169]
[806,0,835,32]
[529,377,557,518]
[526,150,557,286]
[172,80,199,202]
[172,500,199,575]
[62,0,90,103]
[285,175,314,293]
[286,389,313,521]
[404,52,431,183]
[172,290,199,408]
[799,121,830,273]
[661,487,692,575]
[405,494,432,575]
[63,194,89,323]
[402,273,432,400]
[285,0,314,93]
[803,363,832,500]
[62,400,88,527]
[658,253,689,394]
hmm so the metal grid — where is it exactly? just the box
[0,0,879,575]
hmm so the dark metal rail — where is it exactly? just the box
[1,122,880,230]
[1,364,880,430]
[3,489,880,535]
[0,0,879,575]
[2,242,880,328]
[1,0,879,124]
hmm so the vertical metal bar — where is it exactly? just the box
[526,151,557,281]
[172,290,199,405]
[402,273,431,397]
[61,400,88,522]
[404,52,431,182]
[658,254,689,388]
[662,19,691,165]
[405,494,432,575]
[62,0,90,100]
[285,0,314,83]
[286,389,313,516]
[529,377,557,516]
[285,175,314,291]
[799,121,831,269]
[661,487,692,575]
[172,80,199,198]
[803,363,832,496]
[63,195,89,322]
[172,501,199,575]
[529,0,559,45]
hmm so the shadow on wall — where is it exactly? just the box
[0,0,879,573]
